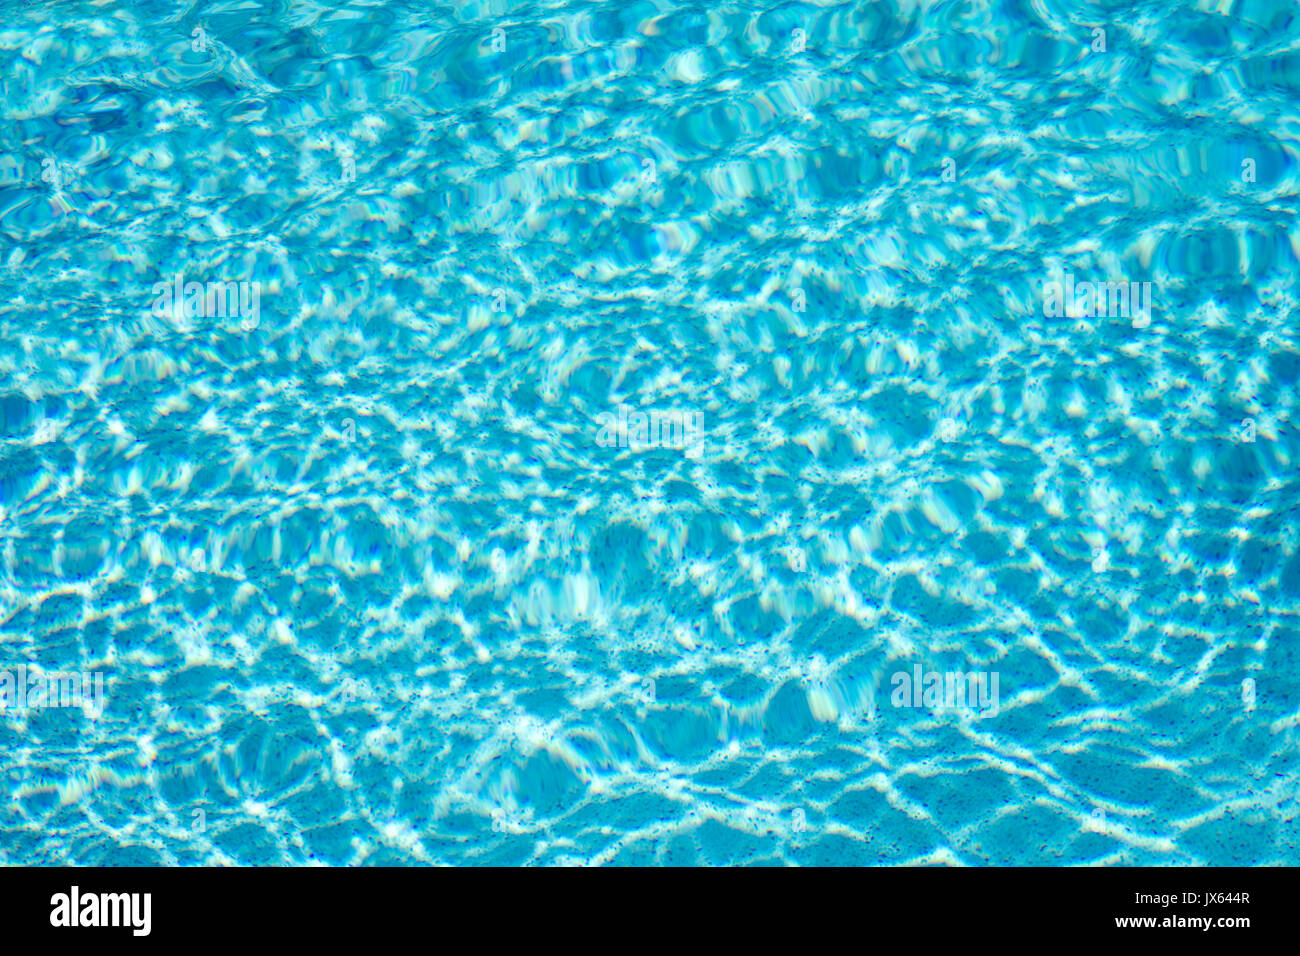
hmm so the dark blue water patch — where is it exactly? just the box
[33,593,81,633]
[1235,536,1277,584]
[290,819,359,865]
[1055,743,1196,811]
[1182,811,1276,865]
[890,574,976,629]
[506,747,583,816]
[962,529,1011,565]
[895,765,1020,833]
[1242,48,1300,94]
[727,592,787,642]
[789,832,876,866]
[638,705,723,764]
[971,801,1083,866]
[786,608,869,661]
[761,679,820,746]
[204,822,279,865]
[693,818,775,864]
[0,393,36,438]
[655,830,700,865]
[1259,626,1300,711]
[825,784,943,858]
[599,791,689,840]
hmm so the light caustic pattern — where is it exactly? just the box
[1,0,1298,866]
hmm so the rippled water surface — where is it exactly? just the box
[2,0,1299,866]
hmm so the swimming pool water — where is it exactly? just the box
[1,0,1299,866]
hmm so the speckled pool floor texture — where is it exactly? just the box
[0,0,1298,866]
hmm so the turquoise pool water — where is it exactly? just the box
[1,0,1298,866]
